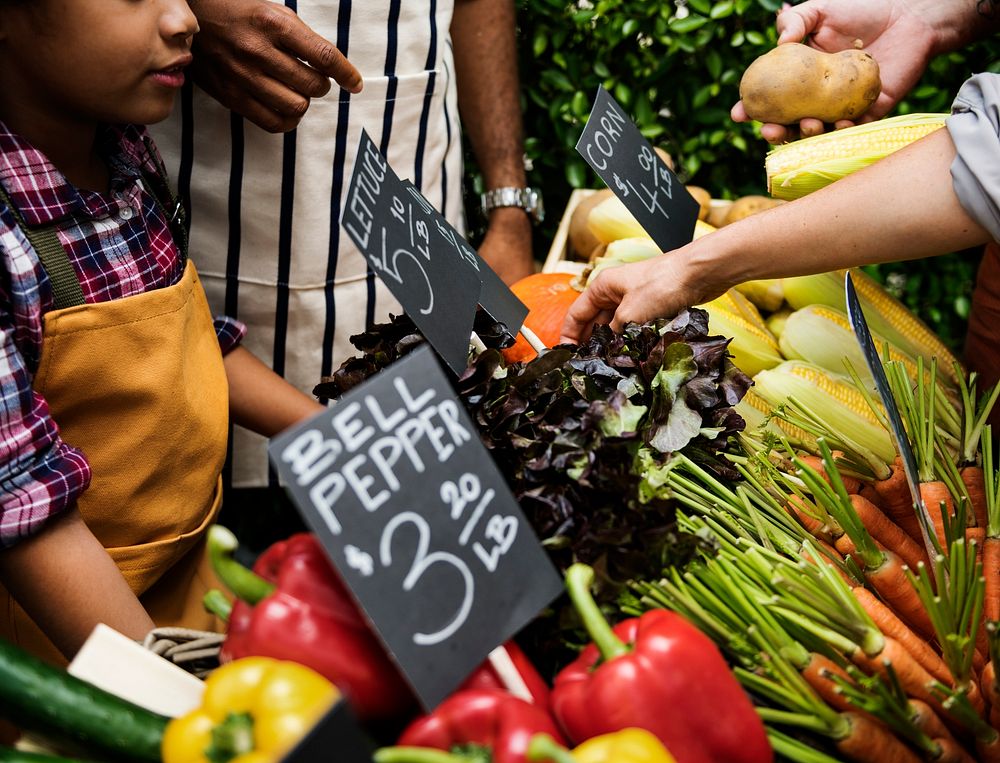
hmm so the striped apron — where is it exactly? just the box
[152,0,464,487]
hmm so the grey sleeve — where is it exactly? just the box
[947,73,1000,242]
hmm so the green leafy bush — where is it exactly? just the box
[499,0,998,350]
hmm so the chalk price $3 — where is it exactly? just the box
[343,471,518,646]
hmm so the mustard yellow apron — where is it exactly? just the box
[0,258,229,665]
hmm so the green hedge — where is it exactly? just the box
[491,0,998,349]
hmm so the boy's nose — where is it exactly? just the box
[163,0,200,40]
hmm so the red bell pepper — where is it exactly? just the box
[375,688,566,763]
[550,564,772,763]
[209,526,413,720]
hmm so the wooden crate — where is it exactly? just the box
[541,188,594,276]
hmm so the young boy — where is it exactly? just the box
[0,0,324,664]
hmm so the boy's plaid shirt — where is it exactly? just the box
[0,122,245,547]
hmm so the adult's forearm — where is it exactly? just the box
[686,126,991,289]
[451,0,526,190]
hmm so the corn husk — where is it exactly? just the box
[779,304,921,388]
[752,360,895,464]
[586,194,716,244]
[701,300,782,377]
[765,113,947,201]
[735,278,785,312]
[781,268,961,385]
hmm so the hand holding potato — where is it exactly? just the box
[732,0,942,143]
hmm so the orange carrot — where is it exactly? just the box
[851,587,953,685]
[961,465,988,530]
[800,453,862,494]
[908,699,951,741]
[800,540,854,585]
[800,653,864,715]
[964,676,986,716]
[850,494,928,572]
[985,537,1000,624]
[931,736,977,762]
[852,636,942,715]
[982,661,1000,729]
[975,736,1000,763]
[834,711,922,763]
[865,551,936,636]
[920,481,955,551]
[787,494,832,540]
[871,457,924,540]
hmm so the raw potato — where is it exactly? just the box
[739,43,881,124]
[686,185,711,221]
[568,188,613,260]
[724,195,785,225]
[654,146,675,171]
[707,200,733,228]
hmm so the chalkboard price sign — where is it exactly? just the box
[269,345,563,710]
[576,86,700,253]
[342,131,482,374]
[400,180,528,340]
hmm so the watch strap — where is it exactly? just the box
[480,186,545,224]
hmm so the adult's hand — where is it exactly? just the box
[733,0,941,143]
[559,250,723,345]
[477,208,536,286]
[188,0,362,133]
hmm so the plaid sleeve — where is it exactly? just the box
[213,316,246,356]
[0,216,91,548]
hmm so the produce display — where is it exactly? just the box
[2,31,994,763]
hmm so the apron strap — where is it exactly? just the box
[139,134,188,264]
[0,184,85,310]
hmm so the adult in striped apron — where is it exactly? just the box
[153,0,534,487]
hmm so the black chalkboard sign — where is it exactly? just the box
[576,86,700,252]
[400,180,528,340]
[282,701,374,763]
[269,345,563,710]
[342,131,482,374]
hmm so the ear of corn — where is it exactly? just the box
[765,113,947,201]
[734,278,785,312]
[752,360,895,464]
[735,387,817,447]
[585,237,662,284]
[700,301,783,376]
[704,288,771,333]
[765,307,793,340]
[778,304,922,388]
[781,268,962,385]
[587,196,649,243]
[586,195,716,245]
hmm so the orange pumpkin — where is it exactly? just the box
[502,272,582,364]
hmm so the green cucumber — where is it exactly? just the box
[0,746,94,762]
[0,639,167,762]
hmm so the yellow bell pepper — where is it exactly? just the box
[162,656,339,763]
[527,729,676,763]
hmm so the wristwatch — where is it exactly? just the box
[480,186,545,225]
